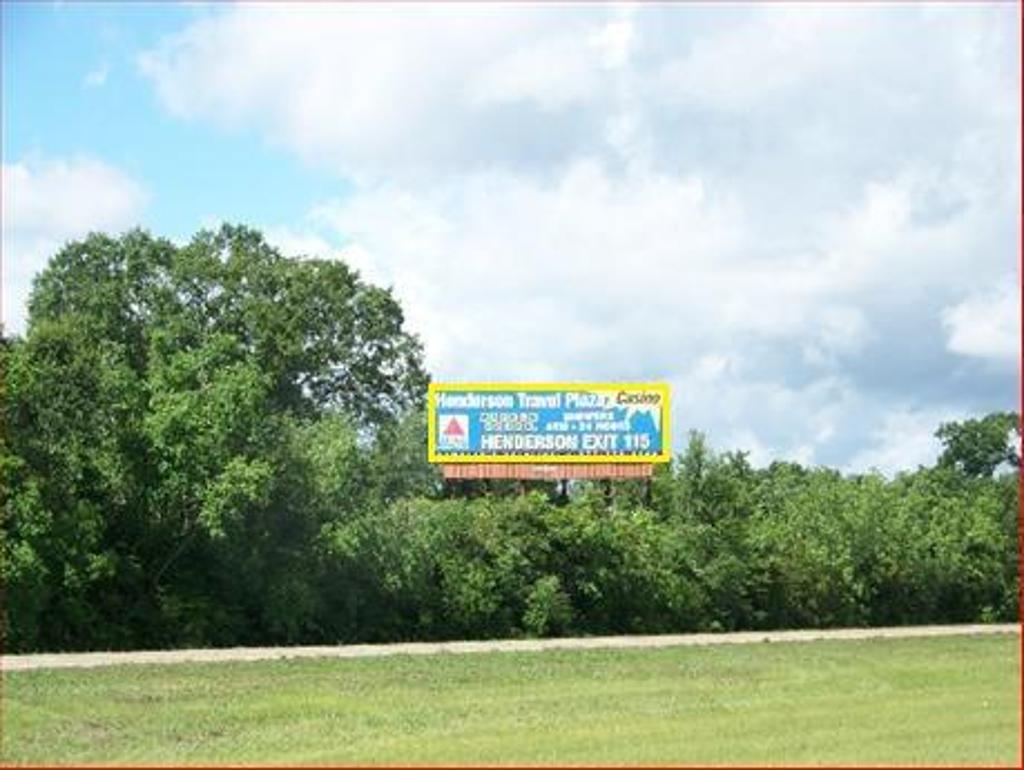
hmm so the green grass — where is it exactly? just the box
[3,634,1019,765]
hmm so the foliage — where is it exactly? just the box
[3,225,427,651]
[936,411,1020,477]
[1,224,1018,652]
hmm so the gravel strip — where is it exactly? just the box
[3,623,1018,671]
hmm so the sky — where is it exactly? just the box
[2,2,1020,474]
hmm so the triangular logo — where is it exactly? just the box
[444,417,465,436]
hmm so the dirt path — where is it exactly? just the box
[3,623,1017,672]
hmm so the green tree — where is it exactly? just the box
[3,221,1018,650]
[29,225,427,426]
[3,318,153,649]
[935,412,1020,477]
[3,225,428,651]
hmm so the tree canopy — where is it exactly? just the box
[1,225,1018,652]
[3,225,431,650]
[936,412,1020,477]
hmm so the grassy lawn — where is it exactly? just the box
[3,634,1019,765]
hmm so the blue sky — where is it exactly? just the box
[3,2,1019,473]
[4,3,342,237]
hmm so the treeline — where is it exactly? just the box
[320,448,1019,642]
[1,226,1019,652]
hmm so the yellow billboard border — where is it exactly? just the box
[427,382,671,464]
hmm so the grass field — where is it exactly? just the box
[3,634,1019,765]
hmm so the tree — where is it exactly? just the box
[4,222,1019,650]
[3,224,429,650]
[28,224,428,427]
[3,317,152,649]
[935,412,1020,477]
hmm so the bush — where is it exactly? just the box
[523,575,573,637]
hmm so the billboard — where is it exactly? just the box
[428,383,671,464]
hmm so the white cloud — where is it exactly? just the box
[127,3,1022,470]
[656,6,861,111]
[263,225,388,287]
[138,4,621,181]
[138,4,1019,183]
[846,407,967,476]
[291,154,1005,470]
[309,161,742,381]
[262,225,335,260]
[290,156,974,468]
[2,157,147,335]
[942,282,1020,361]
[590,10,635,70]
[469,32,600,110]
[306,155,1010,386]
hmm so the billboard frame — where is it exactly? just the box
[427,382,671,464]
